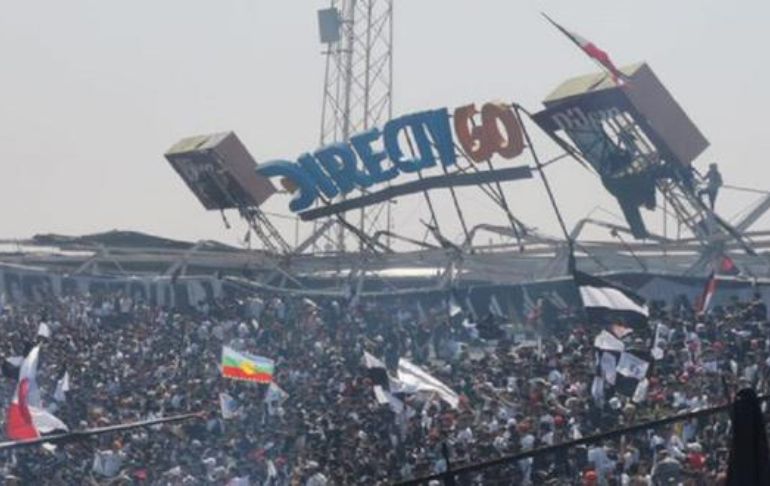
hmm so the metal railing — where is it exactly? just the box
[396,393,770,485]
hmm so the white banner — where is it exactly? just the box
[601,352,618,385]
[594,330,625,352]
[396,358,459,408]
[616,352,649,381]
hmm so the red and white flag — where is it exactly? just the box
[696,256,739,314]
[5,377,38,440]
[718,254,740,276]
[697,272,718,314]
[543,14,627,84]
[5,346,68,440]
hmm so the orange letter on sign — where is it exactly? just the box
[453,102,524,163]
[481,103,524,160]
[454,103,488,162]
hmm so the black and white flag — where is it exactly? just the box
[615,351,651,397]
[363,352,391,390]
[394,358,460,409]
[574,270,648,328]
[616,352,649,381]
[593,330,625,352]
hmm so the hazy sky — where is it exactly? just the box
[2,1,769,249]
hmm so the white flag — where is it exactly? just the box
[362,351,387,371]
[632,378,649,404]
[7,345,68,437]
[591,376,605,405]
[448,295,462,317]
[37,322,51,339]
[593,330,625,352]
[266,459,278,479]
[616,352,649,381]
[219,393,238,419]
[29,407,68,434]
[396,358,459,408]
[92,450,123,478]
[601,352,617,386]
[373,385,404,414]
[53,371,70,403]
[264,382,289,404]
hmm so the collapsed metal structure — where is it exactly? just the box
[4,26,770,298]
[3,208,770,297]
[5,64,770,296]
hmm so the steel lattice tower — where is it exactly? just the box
[318,0,394,253]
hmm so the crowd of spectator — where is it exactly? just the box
[0,286,768,485]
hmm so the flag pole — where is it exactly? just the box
[512,104,576,270]
[541,12,585,52]
[540,12,623,85]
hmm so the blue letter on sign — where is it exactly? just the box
[425,108,457,168]
[315,143,372,195]
[256,161,318,212]
[383,109,456,173]
[298,153,339,199]
[350,128,398,184]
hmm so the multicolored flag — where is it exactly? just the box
[542,13,627,84]
[221,346,274,383]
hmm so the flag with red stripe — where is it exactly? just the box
[4,346,68,440]
[5,378,38,440]
[719,254,740,276]
[696,272,718,314]
[696,256,740,313]
[542,14,627,84]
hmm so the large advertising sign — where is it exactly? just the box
[165,132,277,211]
[256,102,531,217]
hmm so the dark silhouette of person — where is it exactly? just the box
[699,163,723,210]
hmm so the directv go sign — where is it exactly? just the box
[256,102,527,215]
